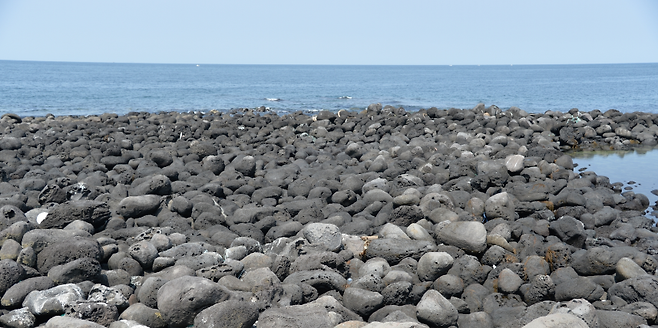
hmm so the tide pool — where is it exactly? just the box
[571,148,658,218]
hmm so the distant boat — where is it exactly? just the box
[196,65,200,67]
[339,96,352,99]
[266,98,281,101]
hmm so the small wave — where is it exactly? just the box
[265,98,281,102]
[338,96,352,99]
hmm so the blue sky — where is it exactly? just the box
[0,0,657,65]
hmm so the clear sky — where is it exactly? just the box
[1,0,657,65]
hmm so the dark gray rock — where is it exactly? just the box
[119,303,167,328]
[47,257,101,284]
[363,239,435,265]
[149,149,174,168]
[128,240,158,270]
[549,215,586,248]
[36,237,101,274]
[520,275,555,305]
[609,275,658,309]
[194,300,259,328]
[130,174,172,196]
[555,277,605,302]
[39,200,110,230]
[596,309,647,328]
[283,270,348,293]
[117,195,162,218]
[65,301,119,327]
[458,311,494,328]
[381,281,413,306]
[1,276,54,308]
[257,303,334,328]
[343,287,384,318]
[0,259,26,300]
[156,276,231,328]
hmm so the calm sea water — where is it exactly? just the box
[2,60,658,211]
[1,60,658,117]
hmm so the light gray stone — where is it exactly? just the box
[302,223,342,252]
[522,313,589,328]
[417,252,454,282]
[435,221,487,253]
[416,289,458,327]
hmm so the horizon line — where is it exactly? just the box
[1,59,657,67]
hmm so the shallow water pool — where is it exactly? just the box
[570,148,658,219]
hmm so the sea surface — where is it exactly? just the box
[1,61,658,117]
[1,60,658,211]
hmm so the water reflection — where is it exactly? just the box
[570,148,658,218]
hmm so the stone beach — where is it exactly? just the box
[1,103,658,327]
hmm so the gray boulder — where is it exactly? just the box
[39,200,110,230]
[44,316,106,328]
[435,221,487,254]
[484,192,516,221]
[20,229,90,253]
[257,303,334,328]
[302,223,342,252]
[137,277,168,308]
[522,313,589,328]
[458,311,494,328]
[343,287,384,318]
[22,283,84,316]
[48,257,101,284]
[0,259,25,297]
[596,310,647,328]
[37,237,101,274]
[119,303,167,328]
[194,300,259,328]
[416,289,458,327]
[128,240,159,270]
[554,277,604,303]
[1,276,54,308]
[156,276,231,328]
[550,299,598,328]
[0,307,36,328]
[416,253,453,282]
[609,275,658,309]
[65,301,119,327]
[283,269,348,293]
[363,239,435,265]
[117,195,161,218]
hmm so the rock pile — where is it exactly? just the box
[1,103,658,328]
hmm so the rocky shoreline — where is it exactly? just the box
[1,103,658,328]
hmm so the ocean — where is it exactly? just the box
[1,60,658,209]
[1,60,658,117]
